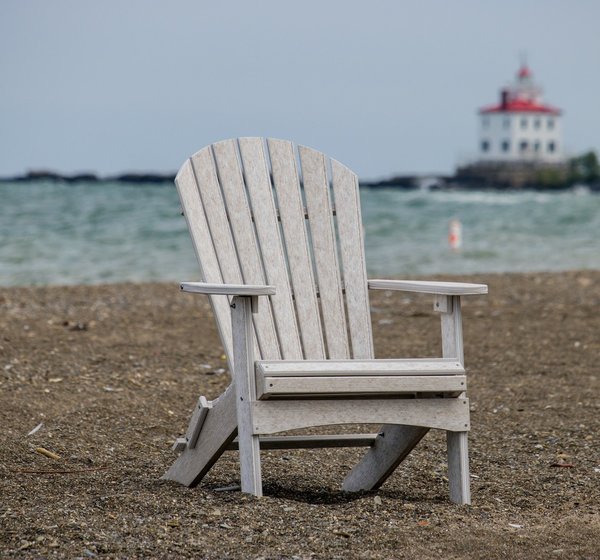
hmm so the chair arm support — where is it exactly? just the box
[180,282,276,297]
[368,279,487,296]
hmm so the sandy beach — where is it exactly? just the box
[1,271,599,559]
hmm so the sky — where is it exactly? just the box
[1,0,599,180]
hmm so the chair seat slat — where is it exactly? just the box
[257,358,464,376]
[257,374,466,398]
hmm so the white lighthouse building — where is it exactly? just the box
[478,65,564,163]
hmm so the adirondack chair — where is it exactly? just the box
[163,138,487,504]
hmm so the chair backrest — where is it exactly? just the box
[175,138,373,366]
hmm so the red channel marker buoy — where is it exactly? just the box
[449,219,462,251]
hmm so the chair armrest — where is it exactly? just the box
[180,282,276,296]
[368,279,487,296]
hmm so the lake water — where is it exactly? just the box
[1,181,598,286]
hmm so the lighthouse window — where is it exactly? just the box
[534,141,541,152]
[503,117,510,129]
[548,141,556,153]
[547,118,555,130]
[481,140,490,152]
[501,140,510,152]
[534,118,541,129]
[519,141,528,152]
[520,117,528,129]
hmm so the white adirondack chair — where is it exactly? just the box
[163,138,487,504]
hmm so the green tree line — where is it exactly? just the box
[535,150,599,188]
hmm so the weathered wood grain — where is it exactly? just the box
[231,296,262,496]
[252,398,470,434]
[256,358,464,377]
[180,282,276,296]
[298,145,349,358]
[226,434,377,450]
[267,139,325,359]
[331,159,373,359]
[369,279,488,295]
[212,140,280,360]
[257,374,466,398]
[238,138,303,360]
[162,385,238,487]
[175,157,234,364]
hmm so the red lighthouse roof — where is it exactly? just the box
[479,64,562,115]
[479,99,561,115]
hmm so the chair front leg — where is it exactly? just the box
[438,295,471,505]
[447,431,470,504]
[231,295,262,497]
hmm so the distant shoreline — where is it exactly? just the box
[361,179,600,192]
[3,150,599,190]
[0,171,176,185]
[1,169,599,192]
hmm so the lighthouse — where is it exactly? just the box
[478,64,564,163]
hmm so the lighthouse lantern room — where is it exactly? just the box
[478,65,563,163]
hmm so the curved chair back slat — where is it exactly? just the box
[175,137,374,365]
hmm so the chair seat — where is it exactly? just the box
[256,358,466,398]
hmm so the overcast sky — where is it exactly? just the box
[1,1,599,179]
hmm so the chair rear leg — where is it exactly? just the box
[342,425,428,492]
[447,431,470,505]
[162,385,238,487]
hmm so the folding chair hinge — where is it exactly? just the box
[172,437,188,453]
[230,297,259,313]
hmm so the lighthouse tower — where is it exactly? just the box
[478,64,563,163]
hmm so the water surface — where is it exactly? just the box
[1,182,598,285]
